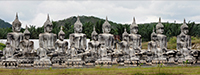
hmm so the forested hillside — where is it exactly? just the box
[0,19,12,28]
[0,16,199,42]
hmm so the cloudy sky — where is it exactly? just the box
[0,0,200,28]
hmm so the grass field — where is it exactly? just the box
[0,66,200,75]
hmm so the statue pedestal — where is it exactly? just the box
[66,58,84,68]
[177,57,194,65]
[2,59,18,68]
[152,58,167,65]
[33,58,52,68]
[95,57,112,66]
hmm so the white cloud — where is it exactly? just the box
[0,1,200,28]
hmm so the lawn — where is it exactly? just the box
[0,66,200,75]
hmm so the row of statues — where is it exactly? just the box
[0,13,199,68]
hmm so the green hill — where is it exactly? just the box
[0,19,12,28]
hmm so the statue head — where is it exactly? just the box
[24,25,31,40]
[58,26,65,41]
[180,33,186,41]
[181,19,189,35]
[91,25,98,41]
[156,17,164,34]
[151,28,157,41]
[5,41,11,47]
[102,17,111,33]
[44,14,53,33]
[122,28,129,41]
[12,13,21,32]
[74,16,83,33]
[130,17,138,34]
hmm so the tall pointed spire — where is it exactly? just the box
[181,18,188,32]
[159,17,161,23]
[156,17,164,30]
[61,26,63,30]
[77,15,80,21]
[74,15,83,27]
[24,25,30,34]
[184,18,186,24]
[106,16,108,21]
[26,25,28,30]
[12,12,21,26]
[124,27,127,32]
[93,25,95,31]
[47,14,50,21]
[130,17,138,29]
[133,17,136,24]
[153,27,154,32]
[16,13,18,19]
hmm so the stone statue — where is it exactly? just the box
[98,17,114,54]
[148,28,157,59]
[69,16,87,54]
[7,13,23,51]
[3,42,14,60]
[37,44,48,60]
[156,18,167,53]
[35,42,51,66]
[129,17,142,53]
[118,28,129,56]
[177,19,193,60]
[20,26,34,56]
[55,26,68,54]
[2,41,17,67]
[87,26,100,58]
[39,14,57,53]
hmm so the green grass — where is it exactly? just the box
[0,66,200,75]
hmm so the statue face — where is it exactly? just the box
[6,43,10,47]
[183,28,188,34]
[24,34,30,40]
[152,35,157,41]
[46,24,52,32]
[180,35,185,41]
[130,27,138,34]
[123,35,129,41]
[59,34,65,41]
[75,25,82,33]
[92,35,98,41]
[104,25,111,33]
[156,27,164,34]
[13,23,21,32]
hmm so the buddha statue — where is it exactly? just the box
[129,17,142,53]
[55,26,68,54]
[7,13,23,51]
[148,28,158,58]
[20,26,34,56]
[2,41,17,67]
[177,19,192,60]
[3,42,14,60]
[98,17,114,53]
[118,28,129,56]
[39,14,57,53]
[37,43,48,60]
[69,16,87,54]
[156,18,167,53]
[35,42,51,66]
[87,26,100,58]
